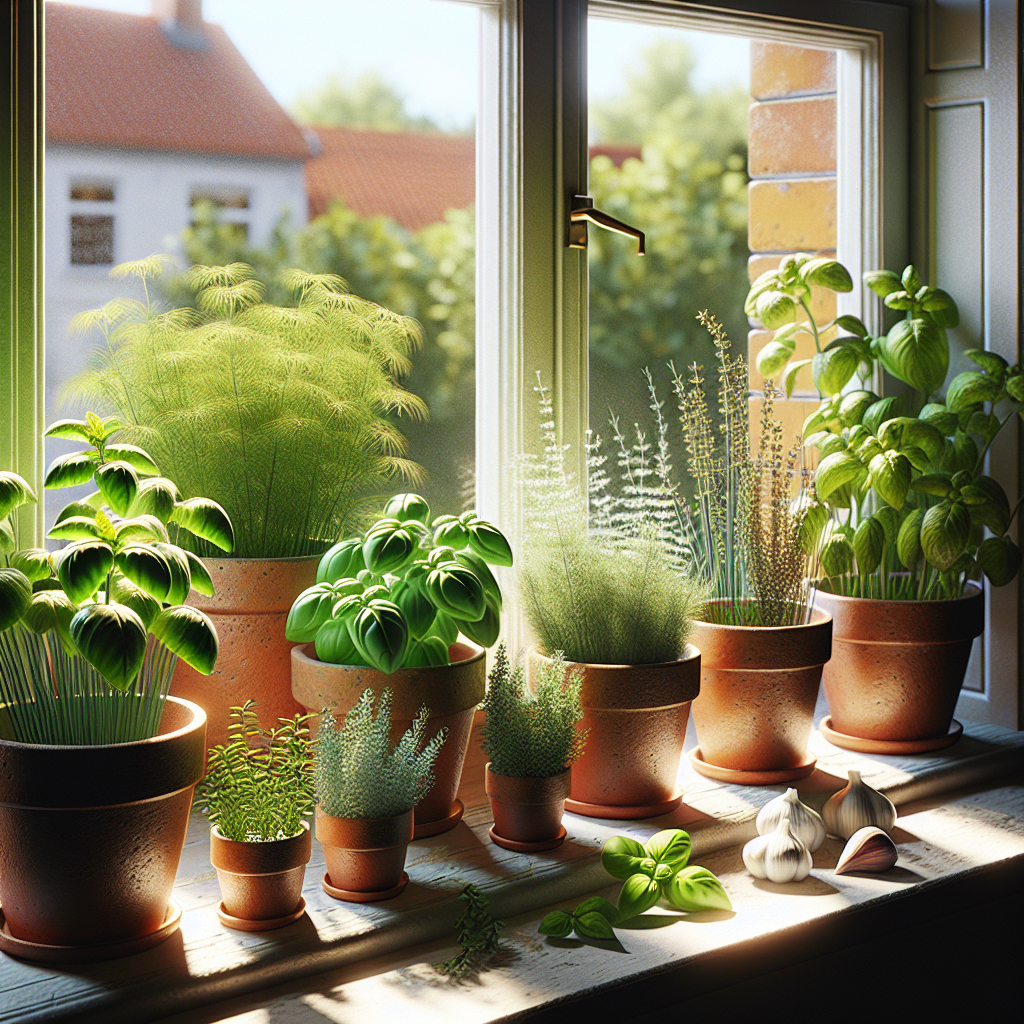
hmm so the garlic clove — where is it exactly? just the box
[744,818,812,884]
[835,826,899,875]
[755,787,826,852]
[822,770,897,840]
[742,832,770,879]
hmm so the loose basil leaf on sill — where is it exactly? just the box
[539,911,574,937]
[663,866,733,913]
[574,911,616,941]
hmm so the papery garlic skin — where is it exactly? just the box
[822,770,897,839]
[742,818,812,883]
[755,788,826,852]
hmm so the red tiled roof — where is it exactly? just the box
[304,130,643,230]
[45,2,310,161]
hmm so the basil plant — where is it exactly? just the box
[0,414,234,691]
[286,493,512,672]
[749,261,1024,601]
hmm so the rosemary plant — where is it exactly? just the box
[315,688,447,820]
[65,257,426,559]
[194,701,315,843]
[481,644,587,779]
[434,883,504,979]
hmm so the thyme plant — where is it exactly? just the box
[315,688,447,820]
[65,257,427,559]
[481,644,587,779]
[194,702,315,843]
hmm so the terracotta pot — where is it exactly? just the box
[292,641,485,838]
[485,763,570,851]
[815,585,983,749]
[315,805,413,901]
[528,646,701,819]
[172,556,319,749]
[689,607,832,784]
[210,822,311,931]
[0,696,206,962]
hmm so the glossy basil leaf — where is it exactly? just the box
[963,475,1011,535]
[853,516,885,574]
[349,599,408,673]
[952,430,980,474]
[455,549,502,610]
[601,835,648,880]
[44,452,97,490]
[919,403,958,437]
[21,589,77,647]
[431,514,470,549]
[801,257,853,292]
[101,444,160,476]
[574,911,616,940]
[868,450,912,510]
[466,519,514,567]
[911,472,954,498]
[286,583,342,643]
[95,460,139,516]
[390,579,437,641]
[862,397,902,436]
[383,492,431,524]
[919,287,959,328]
[783,357,813,397]
[125,476,179,522]
[920,500,970,571]
[113,514,170,545]
[363,524,417,574]
[150,605,219,675]
[663,866,733,913]
[863,269,902,298]
[896,509,924,568]
[795,499,828,555]
[425,564,486,621]
[151,542,193,605]
[429,610,459,647]
[755,290,797,330]
[835,314,868,338]
[69,602,147,691]
[108,575,162,628]
[9,548,53,584]
[314,617,365,665]
[0,471,36,520]
[317,537,366,584]
[42,418,91,442]
[1005,373,1024,402]
[575,897,619,923]
[403,635,450,667]
[0,568,33,631]
[756,341,793,380]
[538,911,574,937]
[977,536,1023,588]
[821,529,855,576]
[47,515,104,542]
[170,497,234,553]
[644,829,692,871]
[0,517,15,554]
[879,319,949,397]
[946,371,1003,413]
[812,345,859,397]
[816,451,866,504]
[116,544,173,603]
[454,595,501,648]
[57,540,114,603]
[615,873,662,922]
[838,391,879,428]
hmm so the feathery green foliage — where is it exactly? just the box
[518,378,706,666]
[434,883,504,979]
[481,644,586,779]
[194,702,315,843]
[64,259,426,558]
[315,688,446,820]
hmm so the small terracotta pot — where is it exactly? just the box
[529,646,701,819]
[172,556,319,750]
[814,585,983,749]
[689,607,832,784]
[0,697,206,962]
[210,822,311,931]
[315,805,413,901]
[485,763,570,851]
[292,641,485,838]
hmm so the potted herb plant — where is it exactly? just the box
[0,413,231,962]
[314,687,446,902]
[762,259,1024,751]
[481,644,587,851]
[289,492,511,838]
[194,701,314,931]
[671,312,832,785]
[518,381,706,820]
[65,256,427,748]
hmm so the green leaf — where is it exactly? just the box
[800,257,853,292]
[43,418,91,442]
[977,536,1023,587]
[95,460,139,516]
[574,911,616,940]
[314,617,365,665]
[184,551,215,597]
[116,545,173,603]
[601,835,648,880]
[349,599,409,672]
[912,472,954,498]
[879,318,949,397]
[812,345,859,397]
[454,593,501,648]
[539,911,574,938]
[57,540,114,603]
[429,610,459,646]
[113,514,170,545]
[403,635,450,667]
[755,290,797,329]
[663,866,733,913]
[108,575,162,628]
[44,452,97,490]
[757,341,794,380]
[317,537,366,584]
[69,602,148,691]
[946,371,1003,413]
[1005,374,1024,402]
[425,563,486,621]
[919,287,959,327]
[432,514,470,549]
[838,391,879,428]
[125,477,179,522]
[0,518,15,554]
[963,475,1011,534]
[868,450,912,510]
[150,605,219,674]
[9,548,53,583]
[783,358,813,397]
[100,445,160,476]
[151,542,193,605]
[466,519,514,567]
[920,500,971,571]
[821,529,855,576]
[863,269,902,297]
[0,568,33,631]
[896,509,924,568]
[615,873,662,922]
[0,471,37,520]
[853,516,885,574]
[383,492,431,524]
[835,314,869,338]
[286,583,343,643]
[862,397,902,436]
[363,523,418,574]
[574,897,619,923]
[20,588,77,642]
[170,498,234,553]
[644,829,692,870]
[919,403,958,436]
[816,451,867,504]
[47,516,104,542]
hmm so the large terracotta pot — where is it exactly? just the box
[210,822,311,931]
[689,607,832,785]
[172,556,319,749]
[316,805,413,902]
[0,697,206,963]
[814,585,983,752]
[485,764,570,852]
[529,646,701,820]
[292,641,485,839]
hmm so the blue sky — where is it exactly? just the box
[51,0,749,131]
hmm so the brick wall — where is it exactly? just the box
[747,42,837,452]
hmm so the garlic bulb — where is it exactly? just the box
[822,770,897,839]
[755,788,826,852]
[742,818,812,883]
[835,826,899,875]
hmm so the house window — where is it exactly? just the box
[190,186,251,242]
[69,180,115,264]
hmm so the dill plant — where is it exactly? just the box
[315,688,447,820]
[481,644,586,778]
[64,256,426,559]
[518,378,705,666]
[194,701,315,843]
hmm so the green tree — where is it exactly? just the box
[290,70,441,132]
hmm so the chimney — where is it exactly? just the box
[153,0,209,50]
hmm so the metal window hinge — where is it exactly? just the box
[568,195,645,255]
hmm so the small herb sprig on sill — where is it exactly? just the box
[434,883,504,979]
[539,897,619,942]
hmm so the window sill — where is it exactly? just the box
[2,711,1022,1024]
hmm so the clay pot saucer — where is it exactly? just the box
[689,746,817,785]
[216,898,306,932]
[820,715,963,754]
[0,901,181,965]
[413,799,465,839]
[488,825,567,852]
[322,872,409,902]
[564,794,682,819]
